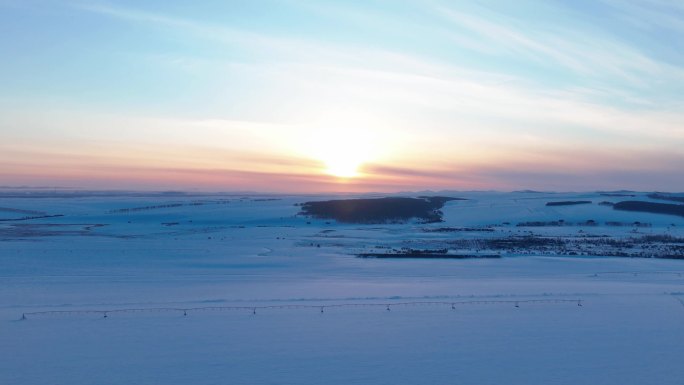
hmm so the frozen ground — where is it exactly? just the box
[1,191,684,384]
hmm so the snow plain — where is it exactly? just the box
[1,191,683,385]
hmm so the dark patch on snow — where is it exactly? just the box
[614,201,684,217]
[546,201,592,206]
[299,196,463,224]
[358,253,501,259]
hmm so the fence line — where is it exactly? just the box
[673,295,684,310]
[591,271,684,277]
[20,299,583,320]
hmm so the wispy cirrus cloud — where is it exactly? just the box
[600,0,684,33]
[430,1,684,87]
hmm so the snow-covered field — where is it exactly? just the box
[1,191,684,384]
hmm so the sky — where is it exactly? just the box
[1,0,683,192]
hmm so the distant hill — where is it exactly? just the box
[648,193,684,203]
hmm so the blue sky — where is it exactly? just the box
[1,0,683,191]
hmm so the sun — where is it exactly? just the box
[316,134,370,178]
[301,121,380,180]
[323,155,363,178]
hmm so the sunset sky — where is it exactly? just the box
[1,0,683,192]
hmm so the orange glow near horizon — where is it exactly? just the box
[2,117,684,192]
